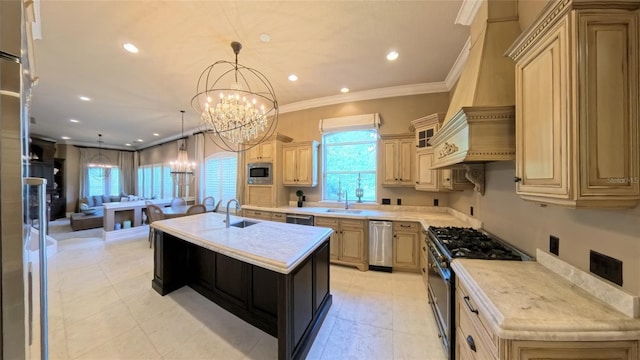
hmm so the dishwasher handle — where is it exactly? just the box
[286,214,313,220]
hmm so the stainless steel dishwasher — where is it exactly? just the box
[369,220,393,272]
[285,214,315,226]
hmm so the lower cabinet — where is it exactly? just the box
[315,217,367,271]
[243,209,273,220]
[456,277,640,360]
[392,221,420,272]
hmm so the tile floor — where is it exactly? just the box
[31,234,447,360]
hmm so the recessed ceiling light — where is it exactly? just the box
[79,96,91,101]
[153,133,159,136]
[386,51,399,61]
[125,143,132,146]
[136,139,143,142]
[259,33,271,43]
[61,136,70,140]
[123,42,139,53]
[69,119,79,123]
[288,74,298,82]
[340,87,350,93]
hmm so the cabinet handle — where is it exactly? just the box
[466,335,477,352]
[399,178,403,181]
[395,178,398,181]
[463,296,479,315]
[393,235,397,238]
[400,224,411,228]
[415,181,419,184]
[446,178,450,181]
[513,176,522,183]
[422,246,426,251]
[421,268,425,273]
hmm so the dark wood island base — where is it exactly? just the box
[152,232,332,360]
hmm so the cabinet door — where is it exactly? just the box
[382,140,398,185]
[398,138,415,185]
[260,142,274,162]
[282,147,297,185]
[316,218,340,260]
[515,19,569,198]
[392,231,418,269]
[340,227,364,263]
[246,145,262,163]
[415,150,438,191]
[509,339,639,360]
[416,125,437,149]
[296,147,313,185]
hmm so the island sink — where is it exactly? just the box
[230,220,258,228]
[325,209,362,214]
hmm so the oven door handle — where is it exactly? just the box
[463,296,479,315]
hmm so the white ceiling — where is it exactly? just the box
[29,0,470,150]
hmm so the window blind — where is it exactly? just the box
[318,113,381,134]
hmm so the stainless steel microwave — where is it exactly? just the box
[247,162,272,185]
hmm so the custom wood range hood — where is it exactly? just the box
[429,0,522,194]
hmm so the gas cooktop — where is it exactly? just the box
[428,226,529,261]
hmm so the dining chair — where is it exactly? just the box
[146,204,165,248]
[203,196,215,209]
[212,200,222,213]
[171,197,186,207]
[186,204,207,215]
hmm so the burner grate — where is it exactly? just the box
[429,226,525,260]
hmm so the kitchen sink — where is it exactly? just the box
[230,220,259,228]
[325,209,363,214]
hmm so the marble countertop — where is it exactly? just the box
[242,204,481,229]
[151,212,333,274]
[451,258,640,341]
[103,198,172,210]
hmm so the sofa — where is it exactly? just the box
[70,195,121,231]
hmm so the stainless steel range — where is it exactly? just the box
[426,226,531,360]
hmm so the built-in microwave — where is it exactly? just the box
[247,162,272,185]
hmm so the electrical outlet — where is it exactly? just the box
[590,250,623,286]
[396,198,402,205]
[469,206,474,216]
[433,198,439,206]
[382,198,391,205]
[549,235,559,256]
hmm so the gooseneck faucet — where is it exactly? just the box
[345,192,349,210]
[226,199,241,228]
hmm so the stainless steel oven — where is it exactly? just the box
[427,238,453,358]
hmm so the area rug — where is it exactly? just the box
[47,218,104,241]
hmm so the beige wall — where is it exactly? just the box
[275,93,452,206]
[448,0,640,296]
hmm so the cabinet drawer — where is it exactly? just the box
[457,280,498,356]
[456,328,477,360]
[271,212,286,222]
[315,217,339,227]
[458,301,497,360]
[340,219,365,229]
[243,209,272,220]
[393,221,419,232]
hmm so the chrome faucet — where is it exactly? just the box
[345,192,349,209]
[225,199,241,228]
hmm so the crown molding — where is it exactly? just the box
[455,0,484,26]
[444,36,471,89]
[279,82,449,114]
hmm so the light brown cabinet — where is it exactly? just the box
[507,0,640,208]
[282,141,318,187]
[243,133,293,207]
[245,141,275,162]
[381,134,415,187]
[456,272,639,360]
[392,222,420,271]
[243,209,287,222]
[411,114,473,192]
[315,217,367,271]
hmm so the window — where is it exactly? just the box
[137,163,173,199]
[323,130,377,202]
[204,153,238,207]
[87,167,120,196]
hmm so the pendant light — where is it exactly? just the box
[170,110,195,186]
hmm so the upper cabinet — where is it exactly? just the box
[507,0,640,208]
[282,141,319,187]
[245,141,275,162]
[381,134,415,187]
[410,114,473,192]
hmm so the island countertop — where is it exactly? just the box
[451,258,640,341]
[151,212,333,274]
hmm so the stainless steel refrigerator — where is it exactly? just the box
[1,1,48,358]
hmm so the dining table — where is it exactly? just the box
[162,204,216,219]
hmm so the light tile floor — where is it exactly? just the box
[31,235,447,360]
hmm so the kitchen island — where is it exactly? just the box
[151,212,333,360]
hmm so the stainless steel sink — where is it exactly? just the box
[230,220,259,228]
[325,209,363,214]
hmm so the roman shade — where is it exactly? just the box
[318,113,381,134]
